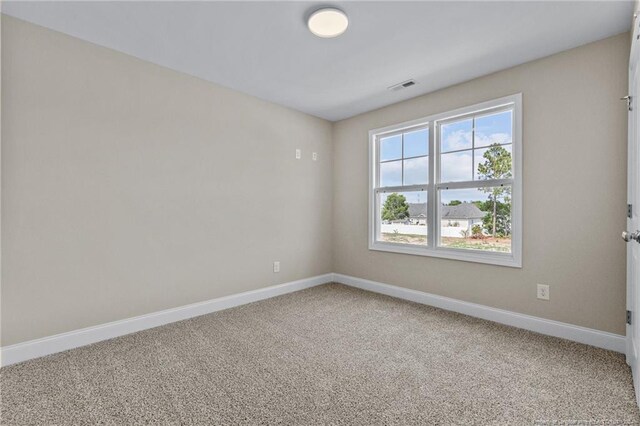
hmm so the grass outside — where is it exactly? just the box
[381,232,427,244]
[441,237,511,253]
[381,233,511,253]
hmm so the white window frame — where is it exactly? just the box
[368,94,522,268]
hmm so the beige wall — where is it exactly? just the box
[333,33,630,335]
[1,16,333,346]
[0,15,631,346]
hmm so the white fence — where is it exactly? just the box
[381,223,471,238]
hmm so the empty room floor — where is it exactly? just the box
[1,283,638,425]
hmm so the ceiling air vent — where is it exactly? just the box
[388,79,417,92]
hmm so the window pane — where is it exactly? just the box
[403,156,428,185]
[474,144,512,180]
[380,135,402,161]
[440,150,472,183]
[404,129,429,158]
[475,110,512,148]
[380,160,402,187]
[379,191,428,246]
[439,187,512,253]
[441,119,472,152]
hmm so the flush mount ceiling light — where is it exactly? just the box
[307,8,349,38]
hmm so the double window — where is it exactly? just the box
[369,94,522,267]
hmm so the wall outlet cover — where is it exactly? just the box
[537,284,550,301]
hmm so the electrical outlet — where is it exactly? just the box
[295,149,301,160]
[312,152,318,161]
[537,284,550,301]
[273,261,280,273]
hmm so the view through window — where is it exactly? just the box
[370,95,521,267]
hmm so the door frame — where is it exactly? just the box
[628,11,640,408]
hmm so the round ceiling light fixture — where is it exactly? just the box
[307,8,349,38]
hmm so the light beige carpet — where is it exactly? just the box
[1,283,639,425]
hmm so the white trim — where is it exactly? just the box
[334,273,626,353]
[0,274,334,367]
[628,8,640,408]
[369,242,519,268]
[1,272,626,367]
[368,94,523,268]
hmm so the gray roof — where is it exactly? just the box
[408,202,485,220]
[408,203,427,218]
[442,203,486,220]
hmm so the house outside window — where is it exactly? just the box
[369,94,522,267]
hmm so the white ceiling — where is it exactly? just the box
[2,1,634,121]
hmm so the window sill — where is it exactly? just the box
[368,241,522,268]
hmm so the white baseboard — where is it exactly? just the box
[1,272,626,367]
[0,273,334,367]
[333,273,626,354]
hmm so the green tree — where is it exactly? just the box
[477,144,512,237]
[448,200,462,206]
[480,200,511,237]
[382,193,410,221]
